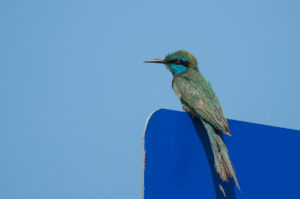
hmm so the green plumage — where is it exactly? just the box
[145,50,240,189]
[172,70,231,135]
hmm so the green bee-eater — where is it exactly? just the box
[145,50,239,189]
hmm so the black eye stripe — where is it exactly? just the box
[173,59,189,67]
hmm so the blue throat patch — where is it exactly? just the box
[170,64,187,74]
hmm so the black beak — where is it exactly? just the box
[144,58,169,64]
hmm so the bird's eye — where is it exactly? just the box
[175,59,181,64]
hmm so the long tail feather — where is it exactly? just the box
[201,119,240,190]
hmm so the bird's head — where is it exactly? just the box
[144,50,198,75]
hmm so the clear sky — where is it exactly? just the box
[1,0,299,198]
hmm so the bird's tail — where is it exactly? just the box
[201,119,240,190]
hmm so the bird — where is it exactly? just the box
[145,50,239,189]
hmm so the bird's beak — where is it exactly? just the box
[144,58,169,64]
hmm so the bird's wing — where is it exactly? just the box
[172,73,231,135]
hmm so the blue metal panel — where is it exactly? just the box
[144,109,300,199]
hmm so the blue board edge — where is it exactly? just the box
[143,108,300,199]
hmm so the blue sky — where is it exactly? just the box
[1,0,299,198]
